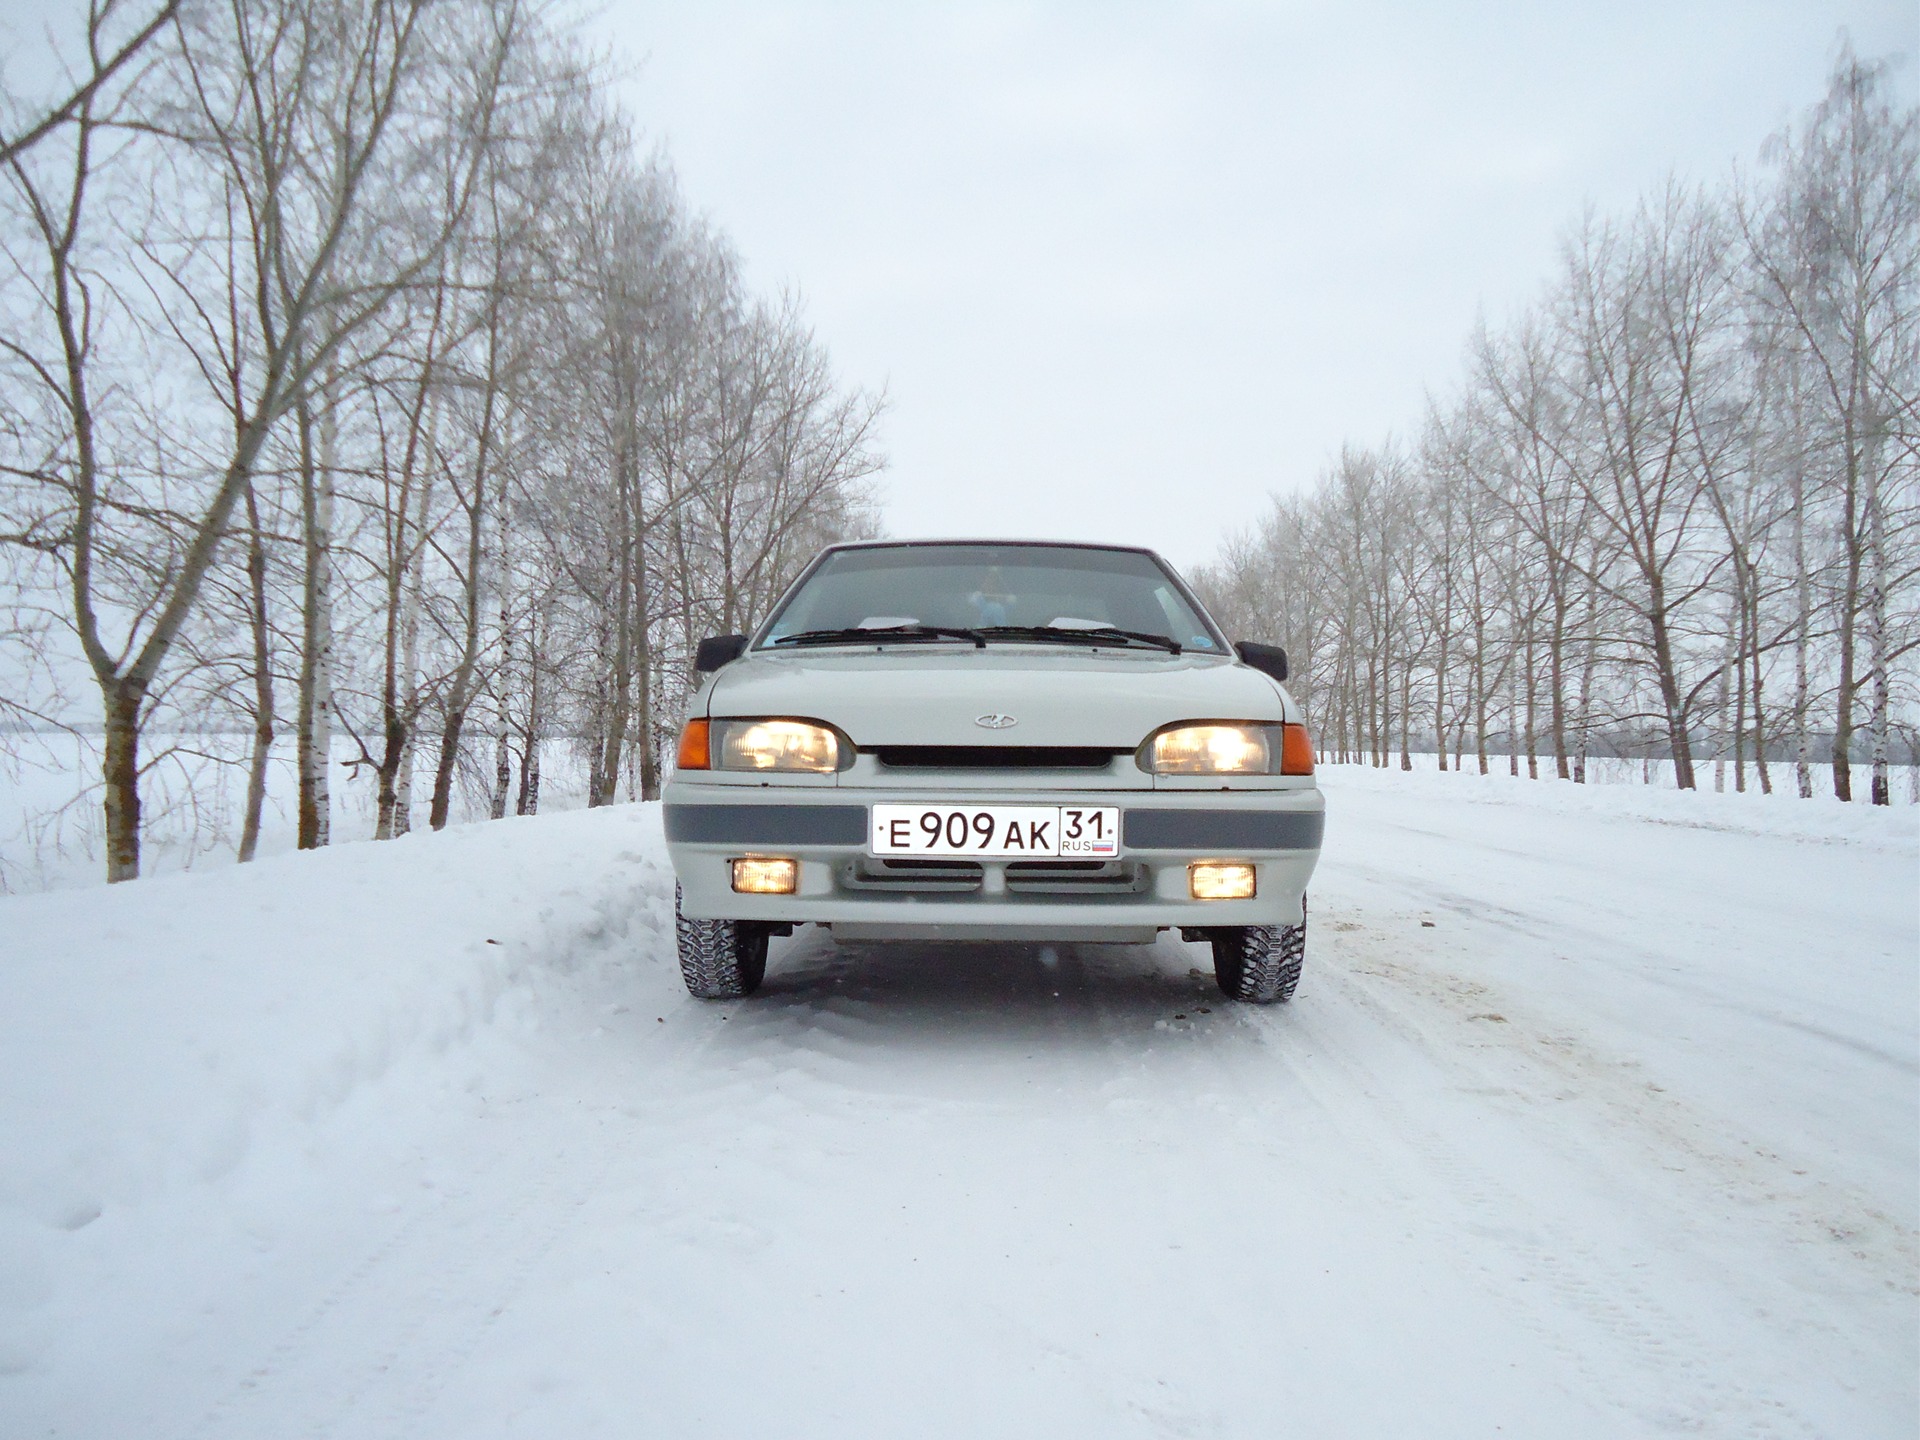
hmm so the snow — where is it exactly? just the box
[0,734,601,895]
[0,766,1913,1437]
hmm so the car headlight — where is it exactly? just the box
[1145,723,1273,775]
[1139,722,1314,776]
[676,717,846,773]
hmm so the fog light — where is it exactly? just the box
[1190,861,1256,900]
[731,856,798,895]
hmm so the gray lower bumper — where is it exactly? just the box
[663,803,1324,852]
[663,789,1324,941]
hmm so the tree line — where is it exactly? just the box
[0,0,884,882]
[1194,50,1918,805]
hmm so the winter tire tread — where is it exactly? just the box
[1213,917,1306,1004]
[675,885,769,999]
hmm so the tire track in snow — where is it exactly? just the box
[1333,855,1920,1283]
[188,1123,614,1440]
[1344,850,1917,1074]
[683,932,1260,1438]
[1266,903,1835,1438]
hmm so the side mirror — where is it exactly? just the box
[694,634,748,674]
[1234,640,1288,683]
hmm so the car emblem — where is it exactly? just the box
[975,713,1018,730]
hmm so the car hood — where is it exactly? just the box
[701,646,1294,748]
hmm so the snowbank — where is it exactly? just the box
[0,802,671,1378]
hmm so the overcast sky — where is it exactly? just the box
[599,0,1915,571]
[2,1,1910,572]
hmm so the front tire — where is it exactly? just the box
[1212,918,1306,1004]
[675,885,769,999]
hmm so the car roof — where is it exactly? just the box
[817,538,1164,559]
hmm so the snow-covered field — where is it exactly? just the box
[0,766,1913,1437]
[0,734,598,895]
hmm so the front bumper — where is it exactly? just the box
[663,783,1324,943]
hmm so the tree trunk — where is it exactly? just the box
[1646,584,1696,790]
[1572,580,1598,785]
[1369,654,1383,768]
[392,727,417,837]
[1750,581,1772,796]
[591,447,635,809]
[377,707,411,840]
[1474,641,1489,775]
[101,680,143,883]
[491,724,512,820]
[238,480,273,863]
[297,384,335,849]
[429,407,496,830]
[517,627,542,816]
[1731,599,1748,795]
[637,643,661,800]
[517,716,541,816]
[1523,625,1539,780]
[428,417,489,832]
[1548,586,1569,780]
[1720,602,1751,794]
[594,659,631,808]
[490,635,514,821]
[1831,453,1861,802]
[378,452,433,840]
[1792,461,1812,800]
[1867,456,1890,806]
[1397,658,1412,772]
[1335,653,1350,763]
[1507,647,1520,778]
[430,707,466,831]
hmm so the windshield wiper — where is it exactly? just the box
[977,625,1182,654]
[771,624,986,650]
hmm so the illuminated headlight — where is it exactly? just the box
[1144,723,1276,775]
[713,719,842,773]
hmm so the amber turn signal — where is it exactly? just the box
[731,856,798,895]
[1189,861,1257,900]
[1280,722,1315,776]
[676,718,711,771]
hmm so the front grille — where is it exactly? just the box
[836,856,1148,898]
[841,857,984,893]
[869,745,1120,770]
[1004,859,1146,895]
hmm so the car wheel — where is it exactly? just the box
[675,884,770,999]
[1212,917,1305,1004]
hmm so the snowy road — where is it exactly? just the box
[2,770,1914,1437]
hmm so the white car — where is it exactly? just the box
[663,540,1324,1002]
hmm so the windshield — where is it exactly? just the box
[760,544,1224,652]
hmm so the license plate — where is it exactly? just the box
[870,804,1121,858]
